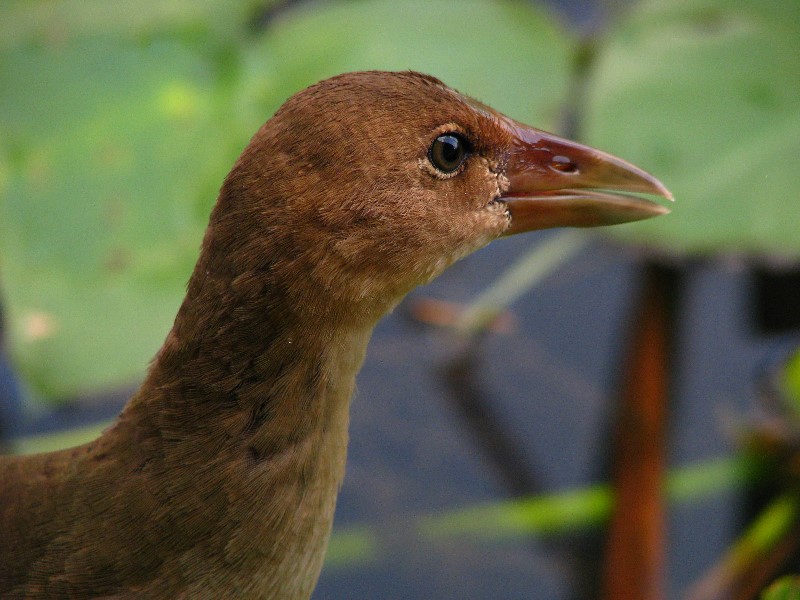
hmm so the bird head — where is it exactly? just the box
[208,71,671,323]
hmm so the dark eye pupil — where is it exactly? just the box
[429,133,467,173]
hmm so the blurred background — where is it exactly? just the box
[1,0,799,598]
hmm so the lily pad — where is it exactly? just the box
[584,0,800,258]
[0,1,573,401]
[0,38,239,399]
[0,0,269,50]
[238,0,573,131]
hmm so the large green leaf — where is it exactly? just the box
[0,0,269,49]
[1,1,572,400]
[0,38,240,398]
[584,0,800,257]
[237,0,573,131]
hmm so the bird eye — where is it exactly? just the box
[428,133,469,174]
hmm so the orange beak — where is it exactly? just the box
[499,119,673,236]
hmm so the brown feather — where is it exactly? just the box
[0,70,669,599]
[0,71,512,599]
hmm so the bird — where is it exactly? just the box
[0,71,671,599]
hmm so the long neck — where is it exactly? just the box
[114,225,377,596]
[136,266,373,461]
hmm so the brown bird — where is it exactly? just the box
[0,71,671,599]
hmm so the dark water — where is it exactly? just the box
[2,232,779,599]
[314,233,780,599]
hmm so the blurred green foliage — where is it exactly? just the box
[1,0,799,401]
[763,576,800,600]
[1,39,237,397]
[585,0,800,256]
[0,0,266,47]
[0,0,571,400]
[782,350,800,413]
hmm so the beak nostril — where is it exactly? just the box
[550,155,579,173]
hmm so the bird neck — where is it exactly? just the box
[107,181,399,594]
[113,252,375,595]
[132,254,375,467]
[140,169,396,436]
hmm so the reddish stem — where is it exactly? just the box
[603,261,680,600]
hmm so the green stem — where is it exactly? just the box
[325,454,764,568]
[455,231,589,335]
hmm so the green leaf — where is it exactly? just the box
[0,0,268,49]
[763,576,800,600]
[326,454,761,569]
[456,231,589,335]
[238,0,573,132]
[783,349,800,411]
[584,0,800,257]
[418,454,758,540]
[1,1,573,400]
[0,38,240,398]
[698,493,800,600]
